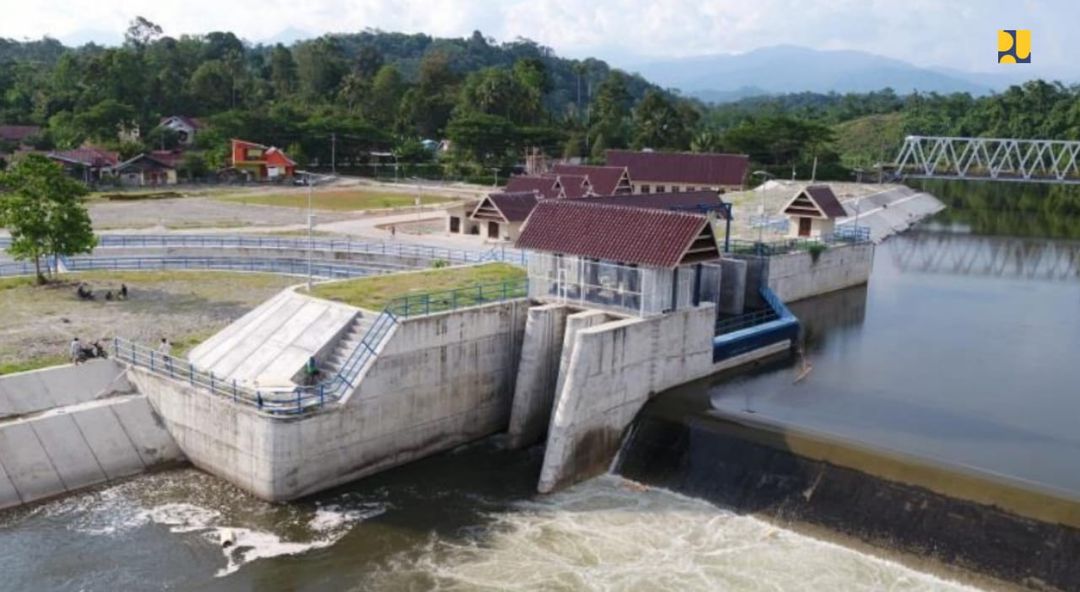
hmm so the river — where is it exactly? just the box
[1,182,1075,591]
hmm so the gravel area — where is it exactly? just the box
[89,197,364,231]
[724,182,906,240]
[0,271,297,374]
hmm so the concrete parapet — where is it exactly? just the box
[507,304,570,449]
[767,242,874,303]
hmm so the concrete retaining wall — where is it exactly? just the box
[536,304,791,493]
[133,299,530,501]
[0,360,133,420]
[0,364,183,511]
[767,242,874,303]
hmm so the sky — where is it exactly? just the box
[1,0,1075,78]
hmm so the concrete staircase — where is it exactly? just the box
[321,315,375,380]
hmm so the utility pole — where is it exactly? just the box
[307,172,314,291]
[810,155,818,183]
[331,133,337,175]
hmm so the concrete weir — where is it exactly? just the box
[0,361,183,511]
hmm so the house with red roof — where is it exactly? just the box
[516,199,722,315]
[46,146,120,183]
[606,149,749,194]
[550,164,633,196]
[464,191,541,240]
[231,139,296,180]
[113,152,180,186]
[781,185,847,238]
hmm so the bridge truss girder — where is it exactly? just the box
[890,232,1080,281]
[894,136,1080,184]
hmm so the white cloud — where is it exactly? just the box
[0,0,1075,78]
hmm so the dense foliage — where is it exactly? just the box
[1,20,1079,181]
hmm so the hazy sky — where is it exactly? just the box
[2,0,1074,77]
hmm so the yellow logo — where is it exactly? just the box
[998,30,1031,63]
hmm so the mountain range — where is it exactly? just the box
[629,45,1043,103]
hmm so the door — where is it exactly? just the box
[488,221,499,239]
[449,216,461,233]
[798,217,812,237]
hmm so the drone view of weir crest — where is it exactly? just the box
[2,6,1080,591]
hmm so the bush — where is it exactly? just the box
[807,242,827,263]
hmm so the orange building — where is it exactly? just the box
[231,139,296,180]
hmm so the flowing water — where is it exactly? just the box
[1,182,1075,591]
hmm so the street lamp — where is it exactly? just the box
[751,170,775,245]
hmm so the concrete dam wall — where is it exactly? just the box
[615,410,1080,591]
[0,361,183,511]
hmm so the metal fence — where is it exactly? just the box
[727,228,871,257]
[385,278,529,318]
[62,256,384,279]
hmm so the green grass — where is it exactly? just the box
[309,263,526,311]
[832,112,905,169]
[214,189,453,211]
[0,355,67,376]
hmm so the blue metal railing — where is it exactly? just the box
[61,255,384,279]
[384,278,529,318]
[726,229,871,257]
[115,276,530,414]
[713,285,799,362]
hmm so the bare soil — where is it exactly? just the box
[0,271,296,374]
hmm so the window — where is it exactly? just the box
[449,216,461,233]
[640,184,651,193]
[672,186,681,193]
[656,185,666,193]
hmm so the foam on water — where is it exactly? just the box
[367,475,983,591]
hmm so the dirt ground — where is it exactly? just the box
[724,181,903,240]
[0,271,297,374]
[88,197,366,231]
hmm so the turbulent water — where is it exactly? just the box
[0,464,979,592]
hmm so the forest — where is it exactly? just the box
[3,18,1080,182]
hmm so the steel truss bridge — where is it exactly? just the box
[894,136,1080,184]
[890,231,1080,280]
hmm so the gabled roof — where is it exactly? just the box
[782,185,846,219]
[470,191,540,223]
[543,173,591,198]
[576,191,729,219]
[516,200,719,268]
[265,146,296,166]
[47,147,120,168]
[114,152,178,172]
[606,149,749,187]
[551,164,632,195]
[505,175,561,199]
[0,125,41,143]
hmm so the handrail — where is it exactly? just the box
[384,278,529,318]
[727,231,871,257]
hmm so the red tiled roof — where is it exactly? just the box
[505,175,561,199]
[516,200,715,268]
[47,147,120,168]
[551,164,630,195]
[805,185,847,218]
[0,125,41,143]
[606,149,748,187]
[472,191,540,222]
[575,191,730,219]
[149,150,184,168]
[115,152,178,171]
[553,173,590,198]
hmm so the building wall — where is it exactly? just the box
[767,242,874,303]
[787,216,836,239]
[631,181,740,194]
[132,299,530,501]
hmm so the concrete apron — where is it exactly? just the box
[0,361,184,511]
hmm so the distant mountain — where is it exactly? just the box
[631,45,1002,102]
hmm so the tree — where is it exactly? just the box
[177,152,209,180]
[368,65,404,128]
[632,89,685,150]
[268,44,298,98]
[0,155,96,283]
[353,45,384,81]
[125,17,163,49]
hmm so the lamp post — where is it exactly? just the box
[751,170,775,245]
[306,172,314,291]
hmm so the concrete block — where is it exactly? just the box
[71,405,146,480]
[0,422,66,503]
[30,413,108,491]
[109,397,183,467]
[718,258,747,315]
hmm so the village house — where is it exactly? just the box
[781,184,847,238]
[516,199,723,316]
[0,125,42,149]
[231,139,296,180]
[504,175,574,199]
[46,147,120,183]
[113,151,181,186]
[462,191,541,240]
[606,149,749,194]
[158,116,205,146]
